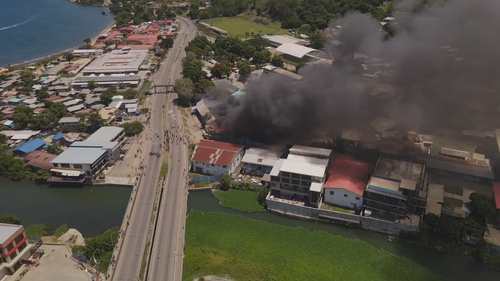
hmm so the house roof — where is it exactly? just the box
[86,126,124,142]
[289,145,332,158]
[279,158,327,178]
[45,95,62,102]
[494,183,500,209]
[51,133,66,141]
[25,151,58,170]
[191,140,244,166]
[59,117,80,123]
[276,43,316,59]
[13,138,46,154]
[324,158,372,196]
[51,147,107,165]
[241,148,281,167]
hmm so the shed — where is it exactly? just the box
[51,133,66,142]
[13,138,46,156]
[275,43,316,59]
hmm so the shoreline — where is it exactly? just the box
[4,20,115,69]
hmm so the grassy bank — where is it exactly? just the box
[201,16,287,37]
[214,189,265,212]
[183,211,445,281]
[25,224,52,237]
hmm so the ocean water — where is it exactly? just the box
[0,0,114,67]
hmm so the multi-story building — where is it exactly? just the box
[0,223,33,278]
[191,140,244,175]
[269,145,332,207]
[241,148,283,175]
[363,154,427,218]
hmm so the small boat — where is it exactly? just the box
[101,10,106,15]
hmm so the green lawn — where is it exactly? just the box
[25,224,50,237]
[214,189,265,212]
[183,211,445,281]
[54,224,69,238]
[201,16,288,37]
[160,162,169,177]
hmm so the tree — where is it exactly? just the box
[245,31,250,37]
[282,15,303,29]
[83,38,92,49]
[100,88,118,106]
[160,37,174,49]
[31,113,58,131]
[121,121,144,136]
[257,186,269,206]
[48,102,69,119]
[63,52,75,63]
[238,61,251,80]
[87,112,103,132]
[310,33,326,49]
[88,80,99,91]
[47,144,62,155]
[174,78,195,106]
[12,105,33,130]
[210,63,231,79]
[0,214,21,225]
[470,193,497,218]
[253,50,271,65]
[182,52,205,83]
[33,169,50,183]
[194,79,215,93]
[218,175,231,191]
[271,55,284,67]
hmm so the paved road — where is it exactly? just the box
[112,17,195,281]
[147,17,196,281]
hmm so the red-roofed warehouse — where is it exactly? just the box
[324,158,372,210]
[191,139,244,175]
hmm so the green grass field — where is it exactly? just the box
[201,16,288,37]
[214,189,265,212]
[183,211,445,281]
[25,224,49,237]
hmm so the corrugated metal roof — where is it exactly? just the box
[425,158,495,180]
[51,147,107,165]
[51,133,66,140]
[276,43,316,59]
[13,138,46,154]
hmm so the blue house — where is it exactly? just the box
[13,138,46,156]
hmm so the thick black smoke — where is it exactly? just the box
[221,0,500,140]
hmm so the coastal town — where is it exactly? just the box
[2,0,500,281]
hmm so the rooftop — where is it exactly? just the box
[51,147,107,165]
[71,141,118,150]
[83,50,149,73]
[25,151,58,170]
[191,140,244,166]
[425,157,495,180]
[279,158,327,178]
[286,154,329,166]
[241,148,282,167]
[276,43,316,59]
[367,177,403,197]
[324,158,372,196]
[13,138,46,154]
[51,133,66,141]
[86,126,124,142]
[262,35,307,46]
[289,145,332,158]
[59,117,80,123]
[0,223,22,244]
[373,155,424,183]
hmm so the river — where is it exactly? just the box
[0,0,114,67]
[188,189,500,281]
[0,177,130,237]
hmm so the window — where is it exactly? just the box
[257,158,263,163]
[271,176,280,182]
[302,175,311,181]
[14,233,24,244]
[6,243,14,252]
[344,194,348,197]
[211,164,215,166]
[271,183,276,187]
[9,250,17,260]
[223,166,227,168]
[291,173,300,179]
[282,178,290,184]
[61,164,70,168]
[355,197,360,200]
[330,191,334,195]
[281,172,290,177]
[17,242,26,253]
[74,164,83,169]
[301,181,311,187]
[53,163,59,167]
[291,179,300,185]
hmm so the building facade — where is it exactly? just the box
[191,140,244,176]
[0,224,33,279]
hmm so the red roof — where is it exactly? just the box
[324,158,372,196]
[166,20,173,23]
[34,108,47,113]
[191,140,244,166]
[120,27,134,32]
[494,183,500,209]
[25,151,57,170]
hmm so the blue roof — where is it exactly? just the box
[51,133,66,140]
[231,90,246,97]
[13,138,46,154]
[9,98,22,103]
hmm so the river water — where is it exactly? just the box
[0,178,130,237]
[188,189,500,281]
[0,0,114,67]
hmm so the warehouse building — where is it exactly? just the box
[82,49,150,74]
[12,139,46,156]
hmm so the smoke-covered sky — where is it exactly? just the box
[220,0,500,140]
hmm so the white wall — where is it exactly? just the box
[192,161,229,175]
[324,189,363,210]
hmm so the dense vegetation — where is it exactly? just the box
[0,214,22,225]
[0,136,29,181]
[183,211,445,281]
[73,227,120,273]
[190,0,392,31]
[121,121,144,136]
[214,189,266,212]
[109,1,178,27]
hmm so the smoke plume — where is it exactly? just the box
[221,0,500,140]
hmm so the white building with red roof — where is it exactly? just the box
[191,140,244,175]
[323,158,372,210]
